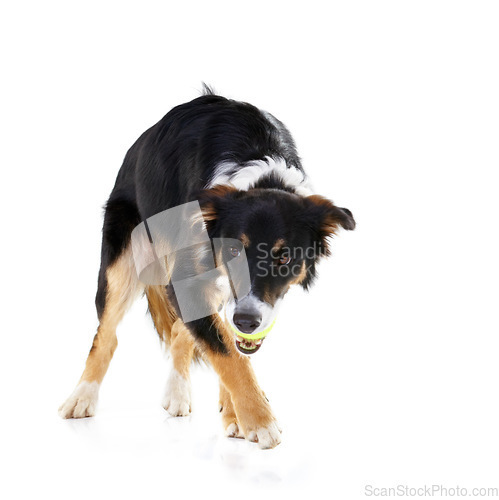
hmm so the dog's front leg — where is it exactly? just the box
[208,347,281,449]
[194,316,281,449]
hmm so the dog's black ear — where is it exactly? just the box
[302,194,356,257]
[198,185,239,234]
[298,195,355,290]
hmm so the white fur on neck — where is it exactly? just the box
[207,156,313,196]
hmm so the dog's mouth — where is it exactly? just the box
[230,319,276,355]
[235,335,264,355]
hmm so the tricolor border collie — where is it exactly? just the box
[59,85,355,449]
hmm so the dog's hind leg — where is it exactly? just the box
[162,319,195,416]
[58,245,142,418]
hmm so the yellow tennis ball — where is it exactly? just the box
[229,319,276,341]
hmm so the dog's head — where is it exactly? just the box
[199,185,355,354]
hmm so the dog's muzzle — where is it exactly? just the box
[225,294,279,355]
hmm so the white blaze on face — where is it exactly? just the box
[225,293,281,335]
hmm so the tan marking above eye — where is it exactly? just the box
[240,233,251,247]
[272,238,285,254]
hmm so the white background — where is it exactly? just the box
[1,1,498,498]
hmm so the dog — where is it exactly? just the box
[59,86,355,449]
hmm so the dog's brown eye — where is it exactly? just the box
[278,255,292,265]
[230,247,241,258]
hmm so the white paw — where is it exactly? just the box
[58,381,99,419]
[225,422,244,439]
[247,421,282,449]
[162,370,191,417]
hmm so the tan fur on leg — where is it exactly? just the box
[145,285,178,346]
[219,383,243,438]
[59,247,142,419]
[145,289,197,416]
[162,320,195,416]
[170,319,195,377]
[80,247,141,384]
[201,316,282,449]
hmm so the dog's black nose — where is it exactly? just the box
[233,313,262,334]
